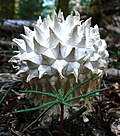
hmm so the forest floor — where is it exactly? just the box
[0,75,120,136]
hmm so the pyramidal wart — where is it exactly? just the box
[9,10,109,106]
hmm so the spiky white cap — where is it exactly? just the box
[9,10,109,83]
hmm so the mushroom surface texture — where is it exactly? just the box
[9,10,109,105]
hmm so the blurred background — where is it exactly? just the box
[0,0,120,83]
[0,0,120,27]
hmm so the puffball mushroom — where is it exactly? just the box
[9,10,109,105]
